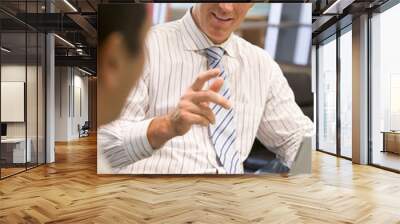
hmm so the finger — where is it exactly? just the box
[191,68,221,91]
[199,102,209,107]
[184,113,210,127]
[209,77,224,93]
[184,102,216,124]
[189,91,231,109]
[199,105,216,124]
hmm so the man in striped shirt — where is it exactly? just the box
[98,3,314,174]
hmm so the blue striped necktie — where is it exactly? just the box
[206,47,241,174]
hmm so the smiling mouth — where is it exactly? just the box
[211,12,233,22]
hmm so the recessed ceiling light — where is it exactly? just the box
[63,0,78,12]
[54,34,75,48]
[1,47,11,53]
[322,0,354,15]
[77,67,93,76]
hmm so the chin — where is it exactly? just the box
[208,29,229,43]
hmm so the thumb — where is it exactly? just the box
[209,77,224,93]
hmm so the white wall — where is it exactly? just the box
[54,67,89,141]
[55,66,70,141]
[71,73,89,138]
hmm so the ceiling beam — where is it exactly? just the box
[322,0,356,14]
[67,13,97,46]
[55,55,96,72]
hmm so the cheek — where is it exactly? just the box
[238,10,248,21]
[234,13,247,27]
[203,14,213,28]
[128,56,145,84]
[229,19,242,31]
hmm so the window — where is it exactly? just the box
[317,36,337,154]
[316,24,353,159]
[339,28,352,158]
[370,3,400,171]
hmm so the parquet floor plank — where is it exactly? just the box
[0,135,399,223]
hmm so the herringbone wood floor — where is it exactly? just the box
[1,135,400,224]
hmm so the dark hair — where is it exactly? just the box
[98,3,147,56]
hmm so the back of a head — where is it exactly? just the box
[97,3,148,127]
[98,3,147,56]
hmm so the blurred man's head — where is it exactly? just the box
[192,3,253,44]
[98,4,150,126]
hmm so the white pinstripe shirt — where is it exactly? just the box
[98,10,313,174]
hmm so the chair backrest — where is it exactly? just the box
[282,64,313,120]
[82,121,90,129]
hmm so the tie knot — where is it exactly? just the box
[206,47,225,60]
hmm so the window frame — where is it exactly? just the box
[315,23,353,160]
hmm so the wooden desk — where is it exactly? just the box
[382,131,400,154]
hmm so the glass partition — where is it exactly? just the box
[38,32,45,165]
[27,30,38,169]
[26,0,43,169]
[1,30,28,177]
[0,1,46,179]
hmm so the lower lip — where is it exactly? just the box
[211,13,232,24]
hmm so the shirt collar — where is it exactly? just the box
[180,9,237,58]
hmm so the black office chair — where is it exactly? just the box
[243,64,313,173]
[79,121,90,138]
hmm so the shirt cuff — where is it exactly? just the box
[275,130,304,169]
[122,118,155,162]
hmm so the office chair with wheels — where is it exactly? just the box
[79,121,90,138]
